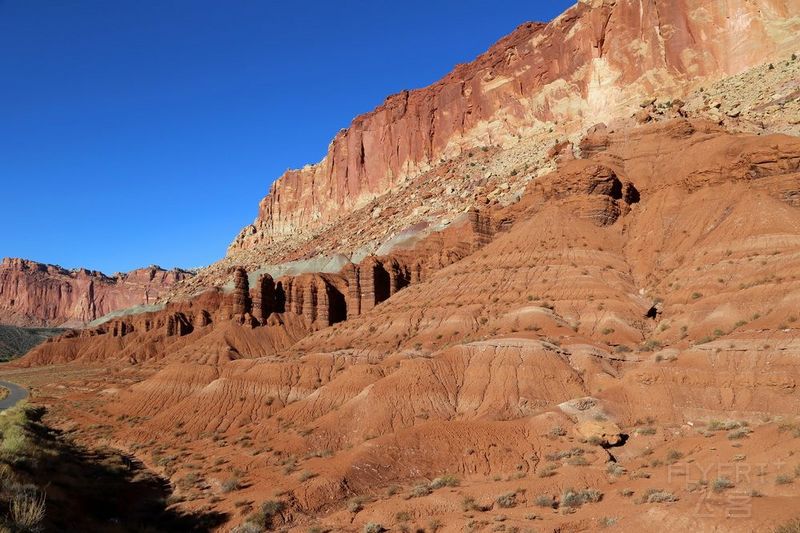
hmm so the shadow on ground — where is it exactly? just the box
[10,406,228,532]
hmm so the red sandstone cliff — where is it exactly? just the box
[0,257,192,327]
[228,0,800,255]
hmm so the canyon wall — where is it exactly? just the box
[228,0,800,254]
[0,257,192,327]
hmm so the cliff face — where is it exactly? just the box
[0,257,191,327]
[228,0,800,254]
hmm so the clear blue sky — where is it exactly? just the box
[0,0,574,274]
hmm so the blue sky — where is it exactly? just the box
[0,0,574,273]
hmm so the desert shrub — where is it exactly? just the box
[606,463,625,477]
[538,462,558,478]
[0,426,27,457]
[546,447,586,462]
[567,455,589,466]
[178,472,201,490]
[534,494,555,508]
[262,500,284,517]
[347,497,365,513]
[728,428,750,440]
[640,339,662,352]
[712,477,734,492]
[775,517,800,533]
[232,523,263,533]
[636,426,656,436]
[495,492,517,508]
[298,470,317,482]
[363,523,385,533]
[599,516,618,528]
[665,450,684,463]
[461,496,477,512]
[243,500,285,529]
[547,425,566,438]
[9,490,46,531]
[0,404,31,458]
[776,474,794,485]
[708,420,746,432]
[639,488,678,503]
[429,474,460,489]
[221,476,242,493]
[410,484,432,498]
[561,488,602,508]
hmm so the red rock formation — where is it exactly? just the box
[251,273,275,323]
[17,118,800,531]
[529,160,637,225]
[228,0,800,254]
[0,258,191,327]
[227,267,251,317]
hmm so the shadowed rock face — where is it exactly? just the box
[228,0,800,254]
[0,258,191,327]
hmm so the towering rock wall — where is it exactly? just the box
[228,0,800,255]
[0,257,192,327]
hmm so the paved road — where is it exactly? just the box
[0,380,28,410]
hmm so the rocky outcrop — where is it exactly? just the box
[530,160,639,225]
[251,274,276,323]
[0,258,192,327]
[228,0,800,256]
[223,267,251,318]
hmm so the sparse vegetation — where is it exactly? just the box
[561,488,602,508]
[410,484,432,498]
[347,497,365,513]
[298,470,317,482]
[495,492,517,508]
[9,490,46,531]
[429,474,460,489]
[712,477,734,492]
[0,325,65,361]
[243,500,286,530]
[599,516,618,528]
[638,488,678,503]
[221,475,242,492]
[728,428,751,440]
[775,517,800,533]
[534,494,555,508]
[538,462,559,478]
[0,403,223,531]
[640,339,662,352]
[665,449,684,464]
[606,462,625,477]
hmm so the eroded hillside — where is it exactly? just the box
[8,116,800,532]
